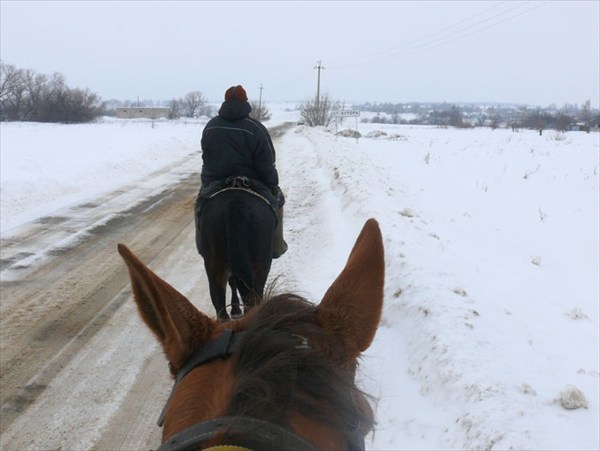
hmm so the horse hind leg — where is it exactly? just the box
[205,263,230,321]
[229,275,242,318]
[232,236,273,314]
[236,269,270,315]
[231,275,255,315]
[209,281,229,321]
[228,250,257,314]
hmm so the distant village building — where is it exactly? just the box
[567,115,600,132]
[116,107,170,119]
[567,123,586,132]
[567,123,591,132]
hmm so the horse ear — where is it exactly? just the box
[316,219,385,361]
[117,244,217,368]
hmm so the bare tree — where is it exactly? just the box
[22,70,47,121]
[555,110,573,132]
[100,99,124,117]
[181,90,207,117]
[448,105,464,128]
[581,100,591,125]
[38,72,67,122]
[390,111,403,124]
[0,62,26,120]
[490,115,501,130]
[0,62,21,108]
[299,94,337,127]
[168,98,181,119]
[200,104,215,117]
[249,100,271,121]
[62,88,101,123]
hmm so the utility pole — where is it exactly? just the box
[258,83,263,121]
[314,60,324,107]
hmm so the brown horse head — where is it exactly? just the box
[118,218,385,450]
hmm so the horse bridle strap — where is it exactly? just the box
[156,329,319,451]
[156,416,317,451]
[158,329,244,427]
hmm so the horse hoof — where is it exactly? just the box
[231,310,243,319]
[218,313,231,322]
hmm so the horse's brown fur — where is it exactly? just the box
[118,218,385,450]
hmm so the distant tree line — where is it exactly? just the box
[1,61,102,123]
[515,102,594,132]
[169,94,272,121]
[4,60,595,131]
[103,93,273,121]
[101,92,213,119]
[354,100,598,132]
[164,91,212,119]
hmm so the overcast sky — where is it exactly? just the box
[1,1,599,107]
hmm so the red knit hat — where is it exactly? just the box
[224,85,248,102]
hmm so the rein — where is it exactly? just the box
[156,329,317,451]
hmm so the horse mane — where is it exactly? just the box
[226,294,375,448]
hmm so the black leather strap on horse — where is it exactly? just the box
[156,416,317,451]
[157,329,245,427]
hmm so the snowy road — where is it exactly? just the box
[1,124,299,451]
[1,159,205,449]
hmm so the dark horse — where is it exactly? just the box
[118,218,384,450]
[195,178,277,320]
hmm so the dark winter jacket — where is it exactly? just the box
[200,100,279,190]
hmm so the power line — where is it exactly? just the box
[328,1,551,69]
[391,1,551,62]
[330,1,508,66]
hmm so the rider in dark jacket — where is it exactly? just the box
[201,88,279,190]
[199,85,287,258]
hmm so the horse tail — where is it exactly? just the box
[225,201,254,300]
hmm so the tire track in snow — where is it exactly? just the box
[0,164,203,449]
[270,126,364,299]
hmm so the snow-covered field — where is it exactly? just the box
[1,103,598,450]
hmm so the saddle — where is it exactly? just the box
[197,176,279,213]
[194,176,287,259]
